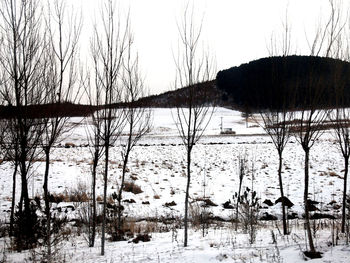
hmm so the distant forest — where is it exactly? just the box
[3,56,350,119]
[216,56,350,112]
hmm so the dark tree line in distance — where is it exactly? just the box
[216,55,350,111]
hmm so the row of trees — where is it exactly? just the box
[256,1,349,256]
[0,0,215,258]
[0,0,153,259]
[216,1,350,256]
[0,1,80,256]
[2,0,348,260]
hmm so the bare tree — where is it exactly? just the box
[330,102,350,234]
[90,0,129,255]
[258,12,294,235]
[116,39,152,233]
[328,35,350,233]
[173,3,216,247]
[40,1,81,259]
[292,99,329,255]
[259,111,293,234]
[84,73,104,247]
[0,0,47,250]
[291,61,336,255]
[293,0,347,254]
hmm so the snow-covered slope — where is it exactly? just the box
[0,107,348,263]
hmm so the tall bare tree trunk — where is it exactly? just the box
[43,148,51,259]
[342,156,349,233]
[18,153,31,251]
[236,155,245,231]
[118,152,129,231]
[278,151,287,235]
[184,149,191,247]
[173,3,215,247]
[101,141,110,256]
[20,157,30,217]
[9,160,18,236]
[303,148,315,253]
[90,152,98,247]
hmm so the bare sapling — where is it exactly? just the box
[293,0,346,256]
[259,8,297,235]
[173,2,216,247]
[41,0,82,258]
[116,34,152,237]
[90,0,130,255]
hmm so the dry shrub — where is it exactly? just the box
[124,181,143,194]
[69,182,89,202]
[127,220,160,235]
[49,193,69,203]
[108,217,137,242]
[70,191,89,202]
[107,195,114,205]
[123,219,137,234]
[189,201,212,231]
[153,195,160,199]
[50,183,90,203]
[143,221,158,233]
[329,171,338,177]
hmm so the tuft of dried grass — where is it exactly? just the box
[124,181,143,194]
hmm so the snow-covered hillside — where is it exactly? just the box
[0,107,349,262]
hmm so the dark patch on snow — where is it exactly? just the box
[310,213,336,220]
[303,251,322,259]
[275,197,294,208]
[223,200,234,209]
[260,212,277,221]
[263,199,273,206]
[130,233,151,243]
[164,201,177,207]
[123,199,136,203]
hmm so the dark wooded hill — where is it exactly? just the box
[216,55,350,112]
[0,81,225,119]
[0,102,97,119]
[134,80,227,107]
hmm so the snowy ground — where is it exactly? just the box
[0,107,349,262]
[3,223,350,263]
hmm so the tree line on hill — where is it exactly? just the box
[216,55,350,112]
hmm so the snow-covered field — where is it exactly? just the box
[1,107,349,262]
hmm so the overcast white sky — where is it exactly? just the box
[75,0,342,95]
